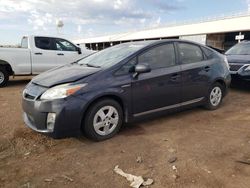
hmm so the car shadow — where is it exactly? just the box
[6,77,32,88]
[119,107,202,137]
[230,79,250,92]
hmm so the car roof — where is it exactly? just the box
[119,39,204,47]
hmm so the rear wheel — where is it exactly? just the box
[82,99,123,141]
[0,67,9,87]
[205,83,224,110]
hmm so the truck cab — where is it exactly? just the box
[0,35,94,87]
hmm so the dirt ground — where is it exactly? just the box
[0,77,250,188]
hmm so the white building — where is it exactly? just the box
[74,12,250,51]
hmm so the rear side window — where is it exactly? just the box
[178,43,204,64]
[138,43,176,69]
[35,37,52,50]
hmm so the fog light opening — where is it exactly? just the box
[47,113,56,131]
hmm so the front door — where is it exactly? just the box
[53,38,80,64]
[132,43,182,117]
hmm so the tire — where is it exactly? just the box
[205,83,224,110]
[82,99,123,141]
[0,67,9,87]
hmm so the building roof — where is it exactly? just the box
[74,12,250,44]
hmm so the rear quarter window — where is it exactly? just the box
[201,47,215,59]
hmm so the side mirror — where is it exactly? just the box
[77,47,82,54]
[135,64,151,74]
[133,64,151,78]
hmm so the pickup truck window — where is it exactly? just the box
[35,37,53,50]
[54,38,77,51]
[21,37,28,48]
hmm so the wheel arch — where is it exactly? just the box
[80,93,129,129]
[212,78,227,96]
[0,60,14,75]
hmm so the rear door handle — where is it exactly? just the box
[57,53,64,56]
[34,52,43,55]
[204,66,211,72]
[171,73,180,81]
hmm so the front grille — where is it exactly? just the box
[229,64,244,72]
[23,83,47,100]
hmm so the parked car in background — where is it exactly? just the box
[0,35,94,87]
[22,40,231,141]
[225,41,250,81]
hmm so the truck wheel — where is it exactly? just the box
[82,99,123,141]
[205,83,224,110]
[0,67,9,87]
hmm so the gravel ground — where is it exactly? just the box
[0,77,250,188]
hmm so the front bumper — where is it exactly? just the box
[229,63,250,81]
[22,96,88,138]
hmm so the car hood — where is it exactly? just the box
[226,54,250,64]
[32,64,101,87]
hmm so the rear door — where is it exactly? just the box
[53,38,80,64]
[177,42,211,103]
[132,42,182,116]
[31,37,57,74]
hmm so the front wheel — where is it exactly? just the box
[205,83,224,110]
[82,99,123,141]
[0,67,9,87]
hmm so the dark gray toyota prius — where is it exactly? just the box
[22,40,231,141]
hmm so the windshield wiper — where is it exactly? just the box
[85,63,101,68]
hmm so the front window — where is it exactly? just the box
[138,43,176,69]
[55,38,77,51]
[226,43,250,55]
[78,42,152,68]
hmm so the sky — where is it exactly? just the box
[0,0,250,45]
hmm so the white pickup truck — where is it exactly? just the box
[0,35,94,87]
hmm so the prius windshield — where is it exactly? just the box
[78,42,152,68]
[226,42,250,55]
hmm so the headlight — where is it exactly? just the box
[40,83,87,100]
[244,65,250,71]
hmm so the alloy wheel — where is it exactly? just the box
[93,106,119,136]
[210,86,222,107]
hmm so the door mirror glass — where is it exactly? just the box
[135,64,151,74]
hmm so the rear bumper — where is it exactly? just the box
[22,96,88,138]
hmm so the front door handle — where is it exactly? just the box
[57,53,64,56]
[34,52,43,55]
[171,73,180,81]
